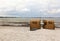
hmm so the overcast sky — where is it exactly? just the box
[0,0,60,17]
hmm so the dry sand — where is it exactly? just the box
[0,26,60,41]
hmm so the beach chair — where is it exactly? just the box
[43,20,55,29]
[30,19,41,31]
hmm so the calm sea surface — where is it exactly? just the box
[0,17,60,27]
[0,17,60,22]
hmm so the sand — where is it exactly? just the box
[0,26,60,41]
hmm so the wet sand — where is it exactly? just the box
[0,26,60,41]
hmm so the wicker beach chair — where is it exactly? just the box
[43,20,55,29]
[30,19,41,31]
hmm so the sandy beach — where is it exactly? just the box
[0,26,59,41]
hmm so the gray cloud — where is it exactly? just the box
[0,0,60,17]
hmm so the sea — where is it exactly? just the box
[0,17,60,27]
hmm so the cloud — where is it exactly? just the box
[47,9,60,14]
[0,0,60,17]
[0,0,16,16]
[21,8,30,12]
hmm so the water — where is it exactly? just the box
[0,17,60,22]
[0,17,60,27]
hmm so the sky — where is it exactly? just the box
[0,0,60,17]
